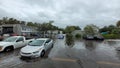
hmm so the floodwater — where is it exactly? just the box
[0,39,120,68]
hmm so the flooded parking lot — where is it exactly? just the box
[0,39,120,68]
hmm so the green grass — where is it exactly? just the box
[102,34,120,39]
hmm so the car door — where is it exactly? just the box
[44,39,51,50]
[48,39,53,47]
[15,37,25,48]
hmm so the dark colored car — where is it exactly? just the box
[94,35,104,40]
[83,35,94,40]
[83,35,104,41]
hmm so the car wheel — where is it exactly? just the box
[40,50,45,57]
[4,46,13,52]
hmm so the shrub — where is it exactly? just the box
[75,33,81,39]
[102,34,120,39]
[65,33,74,46]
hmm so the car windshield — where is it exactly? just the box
[29,40,45,46]
[3,37,17,42]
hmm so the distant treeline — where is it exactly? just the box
[0,17,63,32]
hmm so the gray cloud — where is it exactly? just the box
[0,0,120,28]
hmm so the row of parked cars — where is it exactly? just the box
[0,36,54,58]
[83,35,104,40]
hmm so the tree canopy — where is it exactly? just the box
[99,25,116,33]
[0,17,60,32]
[65,26,81,33]
[116,20,120,27]
[84,24,99,35]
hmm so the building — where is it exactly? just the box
[0,24,38,36]
[47,30,63,34]
[21,25,38,36]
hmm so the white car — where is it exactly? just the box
[20,38,54,58]
[0,36,34,52]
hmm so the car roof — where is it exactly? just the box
[36,38,49,40]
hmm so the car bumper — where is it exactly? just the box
[20,52,40,58]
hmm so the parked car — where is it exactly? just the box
[3,34,10,39]
[57,34,64,39]
[84,35,94,40]
[94,35,104,40]
[10,33,18,36]
[0,36,35,52]
[20,38,54,58]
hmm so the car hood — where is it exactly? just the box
[0,42,14,46]
[21,45,42,53]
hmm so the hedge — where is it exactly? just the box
[75,33,81,39]
[102,34,120,39]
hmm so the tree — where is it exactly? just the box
[84,25,94,35]
[8,18,20,24]
[74,26,81,30]
[99,26,108,33]
[99,25,116,34]
[75,33,81,39]
[65,26,75,33]
[0,17,21,24]
[37,21,58,31]
[65,26,81,33]
[27,22,35,26]
[20,21,26,25]
[116,20,120,27]
[2,17,9,24]
[108,25,116,33]
[84,24,99,35]
[111,28,120,34]
[65,33,74,46]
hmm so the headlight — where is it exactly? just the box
[0,46,3,50]
[33,51,39,53]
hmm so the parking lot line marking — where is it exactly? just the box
[51,58,77,62]
[97,61,120,66]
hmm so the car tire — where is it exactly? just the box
[4,46,14,52]
[40,50,45,57]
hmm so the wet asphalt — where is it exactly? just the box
[0,39,120,68]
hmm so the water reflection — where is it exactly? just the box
[65,33,75,48]
[0,49,20,58]
[106,41,117,46]
[116,51,120,60]
[83,41,97,51]
[20,54,49,62]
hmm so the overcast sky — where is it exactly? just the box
[0,0,120,28]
